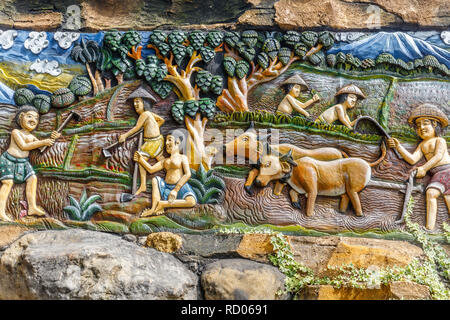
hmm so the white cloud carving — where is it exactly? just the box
[54,32,80,49]
[441,31,450,46]
[0,30,18,50]
[334,32,368,42]
[30,59,62,76]
[24,32,49,54]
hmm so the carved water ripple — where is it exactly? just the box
[222,176,449,232]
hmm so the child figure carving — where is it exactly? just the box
[276,74,320,116]
[134,133,197,216]
[315,84,365,129]
[0,105,60,221]
[388,104,450,230]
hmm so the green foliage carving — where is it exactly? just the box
[213,111,381,143]
[64,189,102,222]
[195,70,213,93]
[68,75,92,96]
[206,31,224,48]
[150,80,173,99]
[235,60,250,79]
[171,98,217,124]
[241,30,258,47]
[223,56,237,77]
[198,98,216,119]
[300,31,318,48]
[199,46,215,63]
[189,164,225,205]
[171,100,185,124]
[323,49,447,77]
[98,30,135,81]
[14,88,35,106]
[283,31,301,48]
[184,100,199,118]
[209,75,223,95]
[51,88,76,108]
[377,78,397,129]
[32,94,51,114]
[121,31,142,50]
[256,52,270,69]
[278,47,292,65]
[262,37,281,60]
[71,38,101,64]
[189,31,207,50]
[224,31,240,48]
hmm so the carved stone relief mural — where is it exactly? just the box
[0,28,448,239]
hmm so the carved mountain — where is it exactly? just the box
[328,32,450,67]
[0,81,14,104]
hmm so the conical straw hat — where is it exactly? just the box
[408,103,448,127]
[335,84,366,99]
[281,74,309,91]
[127,86,157,103]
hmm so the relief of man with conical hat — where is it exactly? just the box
[276,74,320,116]
[315,84,366,129]
[388,103,450,230]
[119,86,165,195]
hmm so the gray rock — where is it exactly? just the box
[138,236,147,246]
[0,229,199,300]
[201,259,288,300]
[179,233,243,258]
[122,234,137,243]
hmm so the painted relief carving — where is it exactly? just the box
[276,75,320,116]
[315,84,365,129]
[388,104,450,230]
[0,106,60,221]
[0,29,448,236]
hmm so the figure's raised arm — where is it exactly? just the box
[119,113,148,143]
[286,95,310,117]
[336,105,353,129]
[302,94,320,109]
[11,130,53,150]
[388,138,423,165]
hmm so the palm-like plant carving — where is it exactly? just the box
[71,38,103,95]
[63,189,102,221]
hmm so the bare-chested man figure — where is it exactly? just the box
[276,74,320,116]
[0,105,60,221]
[119,87,165,195]
[388,103,450,230]
[134,134,197,216]
[315,84,365,129]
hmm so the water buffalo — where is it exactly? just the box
[224,122,347,195]
[255,143,386,217]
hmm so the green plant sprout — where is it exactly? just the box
[63,189,102,221]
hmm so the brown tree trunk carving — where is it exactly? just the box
[85,62,98,96]
[217,44,300,113]
[95,70,104,92]
[146,45,215,170]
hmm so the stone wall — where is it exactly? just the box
[0,0,448,31]
[0,227,439,300]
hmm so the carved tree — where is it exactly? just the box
[128,30,224,170]
[216,31,334,113]
[71,38,102,95]
[98,30,141,87]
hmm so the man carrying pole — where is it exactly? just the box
[119,87,165,196]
